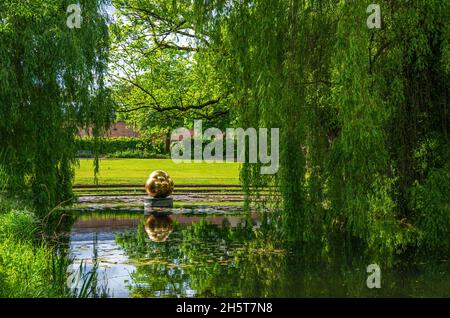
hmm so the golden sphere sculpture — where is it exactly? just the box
[145,170,174,198]
[144,215,173,242]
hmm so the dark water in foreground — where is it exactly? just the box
[68,210,450,298]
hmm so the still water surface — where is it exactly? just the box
[68,209,450,298]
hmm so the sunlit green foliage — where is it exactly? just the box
[0,198,71,297]
[0,0,113,217]
[186,0,449,251]
[110,0,233,138]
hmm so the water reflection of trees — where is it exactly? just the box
[116,217,450,298]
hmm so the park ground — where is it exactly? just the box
[75,159,241,185]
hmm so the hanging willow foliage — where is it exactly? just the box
[191,0,449,251]
[0,0,112,217]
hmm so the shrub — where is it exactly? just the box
[105,150,170,159]
[0,239,69,297]
[76,137,166,158]
[0,198,70,297]
[0,209,37,242]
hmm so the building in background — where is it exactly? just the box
[78,121,140,138]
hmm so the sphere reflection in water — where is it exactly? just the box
[145,170,174,198]
[144,215,173,242]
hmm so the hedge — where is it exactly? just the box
[76,137,240,159]
[76,137,167,158]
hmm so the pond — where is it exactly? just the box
[65,208,450,298]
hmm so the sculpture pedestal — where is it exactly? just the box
[144,197,173,215]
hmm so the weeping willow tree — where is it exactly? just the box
[190,0,449,251]
[0,0,112,217]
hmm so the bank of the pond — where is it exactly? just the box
[0,197,70,297]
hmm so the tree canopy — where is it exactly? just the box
[109,0,233,136]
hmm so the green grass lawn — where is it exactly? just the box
[75,159,241,185]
